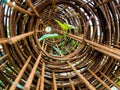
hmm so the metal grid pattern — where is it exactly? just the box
[0,0,120,90]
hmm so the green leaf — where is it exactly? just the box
[55,19,76,31]
[117,80,120,86]
[71,40,76,46]
[39,33,62,41]
[55,19,77,40]
[55,20,67,31]
[52,46,61,55]
[115,79,120,86]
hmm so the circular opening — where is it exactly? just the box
[45,26,52,33]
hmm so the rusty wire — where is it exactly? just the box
[0,0,120,90]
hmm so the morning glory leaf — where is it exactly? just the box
[55,20,67,31]
[39,33,62,41]
[55,20,76,40]
[68,24,76,29]
[55,19,76,31]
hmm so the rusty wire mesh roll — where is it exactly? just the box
[0,0,120,90]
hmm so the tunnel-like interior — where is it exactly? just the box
[0,0,120,90]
